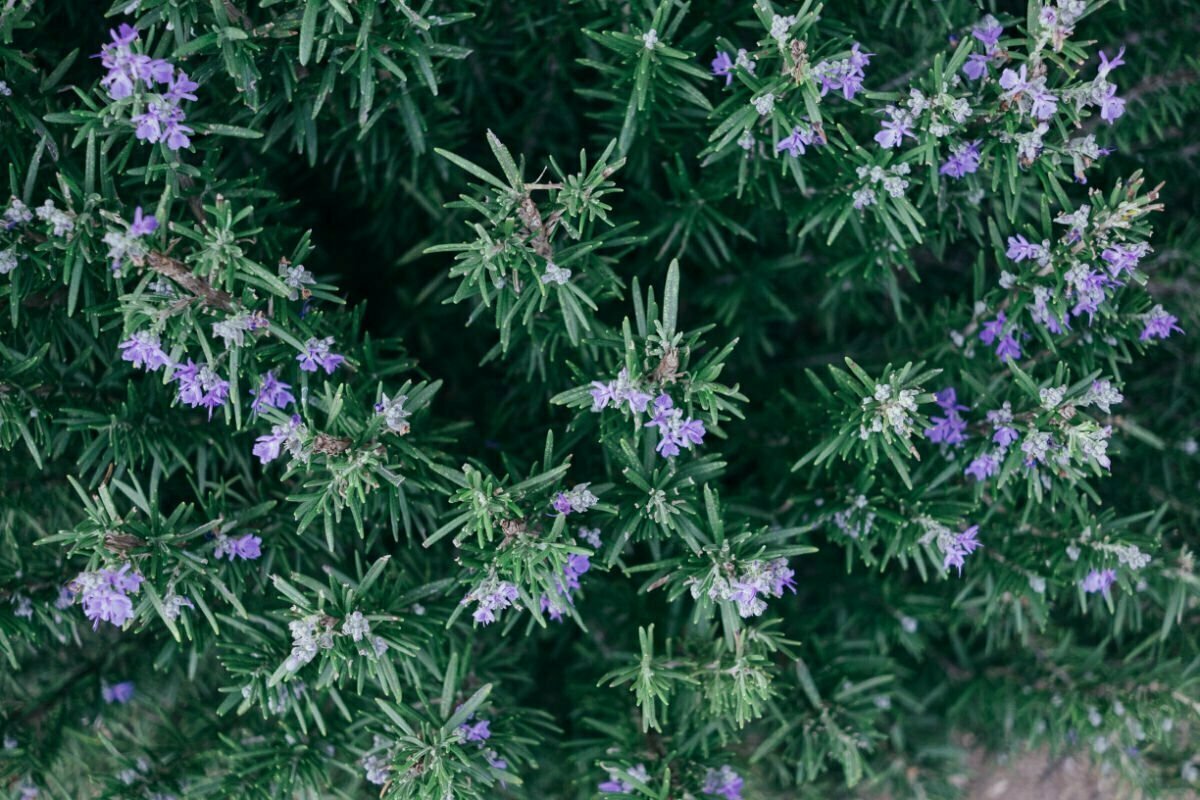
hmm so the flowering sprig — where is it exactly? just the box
[797,358,939,489]
[461,573,520,626]
[98,25,197,150]
[917,518,982,575]
[70,564,143,629]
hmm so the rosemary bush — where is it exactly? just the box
[1,1,1198,798]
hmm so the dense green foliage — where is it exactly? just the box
[1,0,1199,798]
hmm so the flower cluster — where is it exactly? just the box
[541,261,571,285]
[33,198,76,237]
[645,394,706,458]
[296,336,345,374]
[924,387,968,447]
[578,527,603,548]
[212,312,268,349]
[1061,48,1125,124]
[253,415,309,465]
[998,64,1059,121]
[341,610,387,656]
[171,359,231,419]
[852,162,912,209]
[830,494,877,539]
[978,311,1022,362]
[213,533,262,561]
[119,331,171,372]
[918,519,981,575]
[3,196,33,230]
[1142,305,1182,342]
[99,25,197,150]
[250,371,295,415]
[774,122,824,158]
[552,483,598,515]
[701,765,745,800]
[540,553,591,622]
[280,262,316,300]
[71,564,143,629]
[590,368,653,414]
[692,557,796,618]
[858,383,920,442]
[939,140,982,179]
[1036,0,1088,52]
[375,392,412,434]
[810,43,871,100]
[965,402,1019,481]
[103,206,158,275]
[284,614,334,673]
[461,574,520,625]
[361,738,394,786]
[1081,568,1117,595]
[875,86,971,148]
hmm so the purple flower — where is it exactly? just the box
[1029,88,1059,120]
[250,371,295,414]
[767,558,796,595]
[297,336,345,374]
[98,25,143,100]
[702,765,744,800]
[1140,305,1182,341]
[542,553,593,621]
[939,140,981,179]
[589,380,619,410]
[963,54,991,81]
[1097,83,1125,123]
[129,206,158,237]
[215,533,262,561]
[1081,568,1117,594]
[645,394,706,458]
[1097,47,1125,79]
[253,414,305,465]
[119,331,171,372]
[971,18,1003,51]
[811,42,871,100]
[102,681,135,704]
[132,102,194,151]
[1006,234,1048,263]
[72,564,143,630]
[171,359,230,418]
[995,333,1022,363]
[874,111,915,148]
[775,125,818,157]
[964,452,1000,481]
[943,525,981,574]
[1100,243,1148,277]
[979,312,1007,345]
[925,415,967,446]
[551,483,598,516]
[462,577,520,625]
[459,719,491,743]
[999,65,1059,120]
[925,388,969,446]
[165,71,198,103]
[993,426,1019,448]
[934,387,967,413]
[711,51,734,85]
